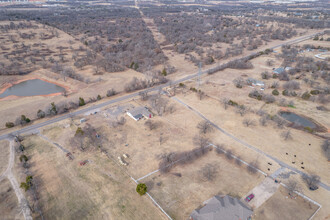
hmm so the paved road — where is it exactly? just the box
[172,97,330,191]
[0,31,325,140]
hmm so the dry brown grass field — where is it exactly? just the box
[144,152,264,220]
[253,186,318,220]
[0,140,9,175]
[0,178,23,219]
[17,134,166,220]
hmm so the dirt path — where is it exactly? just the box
[2,140,33,220]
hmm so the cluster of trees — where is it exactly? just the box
[124,74,168,92]
[158,136,211,173]
[71,124,102,151]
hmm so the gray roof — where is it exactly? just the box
[190,195,253,220]
[273,67,285,74]
[128,107,151,118]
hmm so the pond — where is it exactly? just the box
[279,112,316,129]
[0,79,65,98]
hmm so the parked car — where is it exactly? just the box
[245,194,254,202]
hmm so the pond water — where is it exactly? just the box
[279,112,316,129]
[0,79,65,98]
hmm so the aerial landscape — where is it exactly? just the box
[0,0,329,219]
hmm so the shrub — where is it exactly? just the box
[106,89,116,97]
[272,74,278,79]
[310,90,320,95]
[304,127,314,133]
[282,90,289,96]
[302,92,311,100]
[272,89,279,96]
[249,90,263,100]
[263,94,275,103]
[5,122,14,128]
[190,87,197,92]
[228,100,238,106]
[19,155,28,162]
[37,109,45,118]
[136,183,147,195]
[79,97,85,106]
[97,95,102,100]
[179,83,185,87]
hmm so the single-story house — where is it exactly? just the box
[126,107,152,121]
[190,195,253,220]
[247,78,264,87]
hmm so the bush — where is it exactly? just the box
[106,89,116,97]
[19,155,28,162]
[310,90,320,95]
[302,92,311,100]
[263,94,275,103]
[282,90,289,96]
[5,122,14,128]
[249,90,263,100]
[97,95,102,100]
[136,183,147,195]
[37,109,45,118]
[228,100,238,106]
[179,83,185,87]
[79,97,85,106]
[272,89,279,96]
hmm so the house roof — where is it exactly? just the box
[190,195,253,220]
[127,107,151,118]
[273,67,285,74]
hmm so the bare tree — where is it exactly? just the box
[259,116,268,126]
[321,140,330,161]
[243,118,256,127]
[281,130,292,140]
[200,164,218,182]
[221,98,229,110]
[139,91,149,101]
[194,135,210,149]
[302,174,320,191]
[286,180,301,196]
[247,161,259,174]
[197,90,206,100]
[197,121,214,134]
[236,105,247,117]
[145,120,158,130]
[233,77,245,88]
